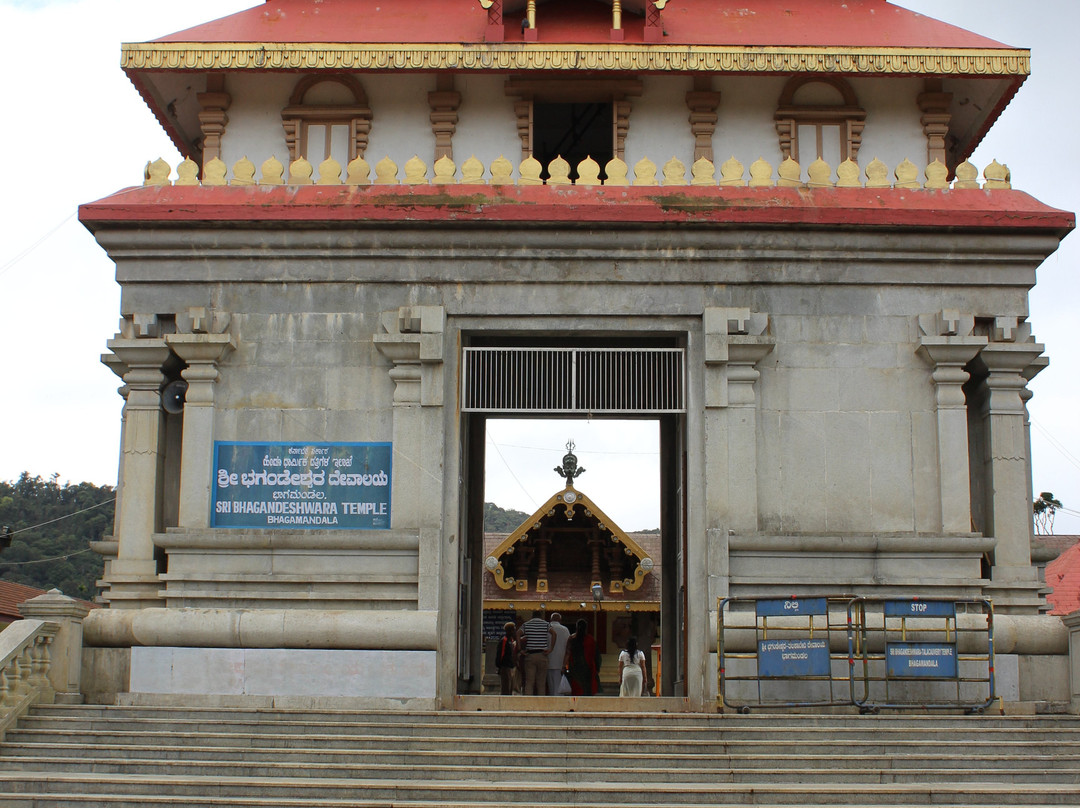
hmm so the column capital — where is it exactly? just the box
[374,306,445,406]
[165,332,235,365]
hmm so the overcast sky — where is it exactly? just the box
[0,1,1077,535]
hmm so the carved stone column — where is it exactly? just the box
[197,74,231,165]
[975,318,1045,612]
[428,76,461,162]
[373,306,446,611]
[918,79,953,167]
[166,332,235,529]
[916,311,986,534]
[686,78,722,162]
[105,337,171,609]
[703,307,773,601]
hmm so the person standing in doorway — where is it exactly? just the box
[618,636,647,697]
[546,613,571,696]
[567,618,600,696]
[520,610,554,695]
[496,621,518,696]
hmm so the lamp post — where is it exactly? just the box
[0,525,11,554]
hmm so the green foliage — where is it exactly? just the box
[1033,491,1064,536]
[0,472,114,599]
[484,501,530,533]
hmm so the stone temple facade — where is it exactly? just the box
[77,0,1074,709]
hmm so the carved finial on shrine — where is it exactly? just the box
[554,440,586,487]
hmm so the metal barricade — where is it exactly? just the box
[717,595,866,711]
[850,597,994,713]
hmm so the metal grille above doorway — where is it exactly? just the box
[461,347,685,414]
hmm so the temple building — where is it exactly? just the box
[75,0,1074,708]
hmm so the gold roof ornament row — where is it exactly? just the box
[146,154,1012,191]
[122,43,1029,77]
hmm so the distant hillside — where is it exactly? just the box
[0,473,113,600]
[484,502,530,533]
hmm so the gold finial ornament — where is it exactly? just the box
[519,155,543,185]
[462,155,485,184]
[491,156,515,185]
[983,160,1011,190]
[953,160,980,189]
[894,158,920,189]
[346,156,371,185]
[317,157,342,185]
[144,158,172,187]
[924,159,949,190]
[807,158,834,188]
[288,157,314,185]
[203,157,228,186]
[662,156,686,186]
[404,155,429,185]
[748,157,773,187]
[836,159,861,187]
[603,158,629,186]
[576,156,601,187]
[633,157,658,186]
[864,157,890,188]
[777,157,801,187]
[231,156,256,186]
[547,156,572,185]
[719,156,745,187]
[691,157,716,186]
[433,155,458,185]
[374,156,399,185]
[175,158,200,186]
[259,156,285,185]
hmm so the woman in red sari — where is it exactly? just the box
[566,619,600,696]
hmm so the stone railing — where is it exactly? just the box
[144,153,1012,192]
[0,619,56,743]
[0,590,92,742]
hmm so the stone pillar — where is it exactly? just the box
[917,79,953,167]
[917,311,986,534]
[686,77,722,162]
[197,74,231,165]
[105,337,171,609]
[18,590,92,704]
[1064,611,1080,715]
[428,75,461,163]
[977,319,1045,612]
[703,307,773,602]
[166,333,234,528]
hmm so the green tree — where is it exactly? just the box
[1033,491,1064,536]
[0,473,114,599]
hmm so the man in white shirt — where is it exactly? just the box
[546,612,571,696]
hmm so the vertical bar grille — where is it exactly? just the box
[462,347,685,413]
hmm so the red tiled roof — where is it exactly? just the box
[151,0,1011,49]
[0,581,47,623]
[1045,540,1080,616]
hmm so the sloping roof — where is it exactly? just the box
[1044,538,1080,616]
[149,0,1010,49]
[0,581,46,623]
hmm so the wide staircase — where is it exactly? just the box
[0,704,1078,807]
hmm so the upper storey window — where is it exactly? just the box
[506,78,643,181]
[282,75,372,167]
[774,77,865,166]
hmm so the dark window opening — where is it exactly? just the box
[533,102,613,181]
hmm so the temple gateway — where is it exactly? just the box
[72,0,1073,709]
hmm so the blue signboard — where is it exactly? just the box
[886,642,957,679]
[758,638,831,677]
[211,441,391,530]
[757,598,828,618]
[884,600,956,618]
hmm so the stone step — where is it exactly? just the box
[2,755,1078,785]
[6,727,1076,758]
[0,801,1064,808]
[15,714,1080,743]
[0,773,1078,805]
[5,741,1075,770]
